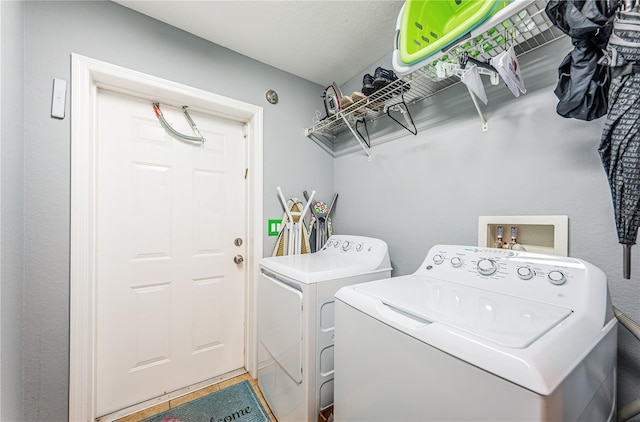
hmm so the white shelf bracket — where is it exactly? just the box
[436,61,497,132]
[466,86,489,132]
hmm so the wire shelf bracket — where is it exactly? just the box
[435,61,500,132]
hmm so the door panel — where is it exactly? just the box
[259,272,304,384]
[95,89,246,416]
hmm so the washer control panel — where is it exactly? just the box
[321,235,387,256]
[416,245,606,309]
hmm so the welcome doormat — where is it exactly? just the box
[140,380,269,422]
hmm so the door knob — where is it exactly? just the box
[234,255,244,264]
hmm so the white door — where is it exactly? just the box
[95,89,247,416]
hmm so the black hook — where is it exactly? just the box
[459,51,497,73]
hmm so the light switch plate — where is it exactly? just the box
[51,78,67,119]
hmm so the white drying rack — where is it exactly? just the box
[304,0,565,157]
[276,187,315,255]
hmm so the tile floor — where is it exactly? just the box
[114,373,277,422]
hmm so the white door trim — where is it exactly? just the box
[69,54,263,422]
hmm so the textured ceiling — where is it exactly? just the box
[114,0,405,86]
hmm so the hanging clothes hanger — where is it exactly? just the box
[385,93,417,136]
[355,118,371,148]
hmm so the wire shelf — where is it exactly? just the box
[305,0,565,148]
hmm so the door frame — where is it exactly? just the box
[69,54,263,422]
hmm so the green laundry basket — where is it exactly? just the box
[398,0,512,66]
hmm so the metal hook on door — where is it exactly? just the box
[152,102,206,144]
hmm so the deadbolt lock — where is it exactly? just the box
[234,238,243,247]
[234,255,244,264]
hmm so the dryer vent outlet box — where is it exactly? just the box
[478,215,568,256]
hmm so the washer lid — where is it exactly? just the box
[260,253,382,284]
[354,275,572,348]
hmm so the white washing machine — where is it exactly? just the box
[334,245,618,421]
[258,235,392,422]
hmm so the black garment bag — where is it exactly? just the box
[546,0,616,120]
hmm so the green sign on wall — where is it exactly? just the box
[268,219,282,236]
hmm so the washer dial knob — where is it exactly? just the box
[477,258,498,276]
[355,243,363,252]
[433,254,444,265]
[517,266,534,280]
[450,257,463,268]
[342,241,352,251]
[547,270,567,285]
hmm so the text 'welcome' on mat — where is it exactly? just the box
[140,380,269,422]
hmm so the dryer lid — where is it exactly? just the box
[354,275,572,349]
[260,253,386,284]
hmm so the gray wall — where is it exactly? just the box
[334,38,640,413]
[22,1,331,420]
[1,1,25,421]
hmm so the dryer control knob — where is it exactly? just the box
[477,259,498,276]
[517,266,534,280]
[433,254,444,265]
[548,270,567,285]
[355,243,363,252]
[342,241,352,251]
[450,257,463,268]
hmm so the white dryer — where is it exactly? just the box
[334,245,618,421]
[258,235,392,422]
